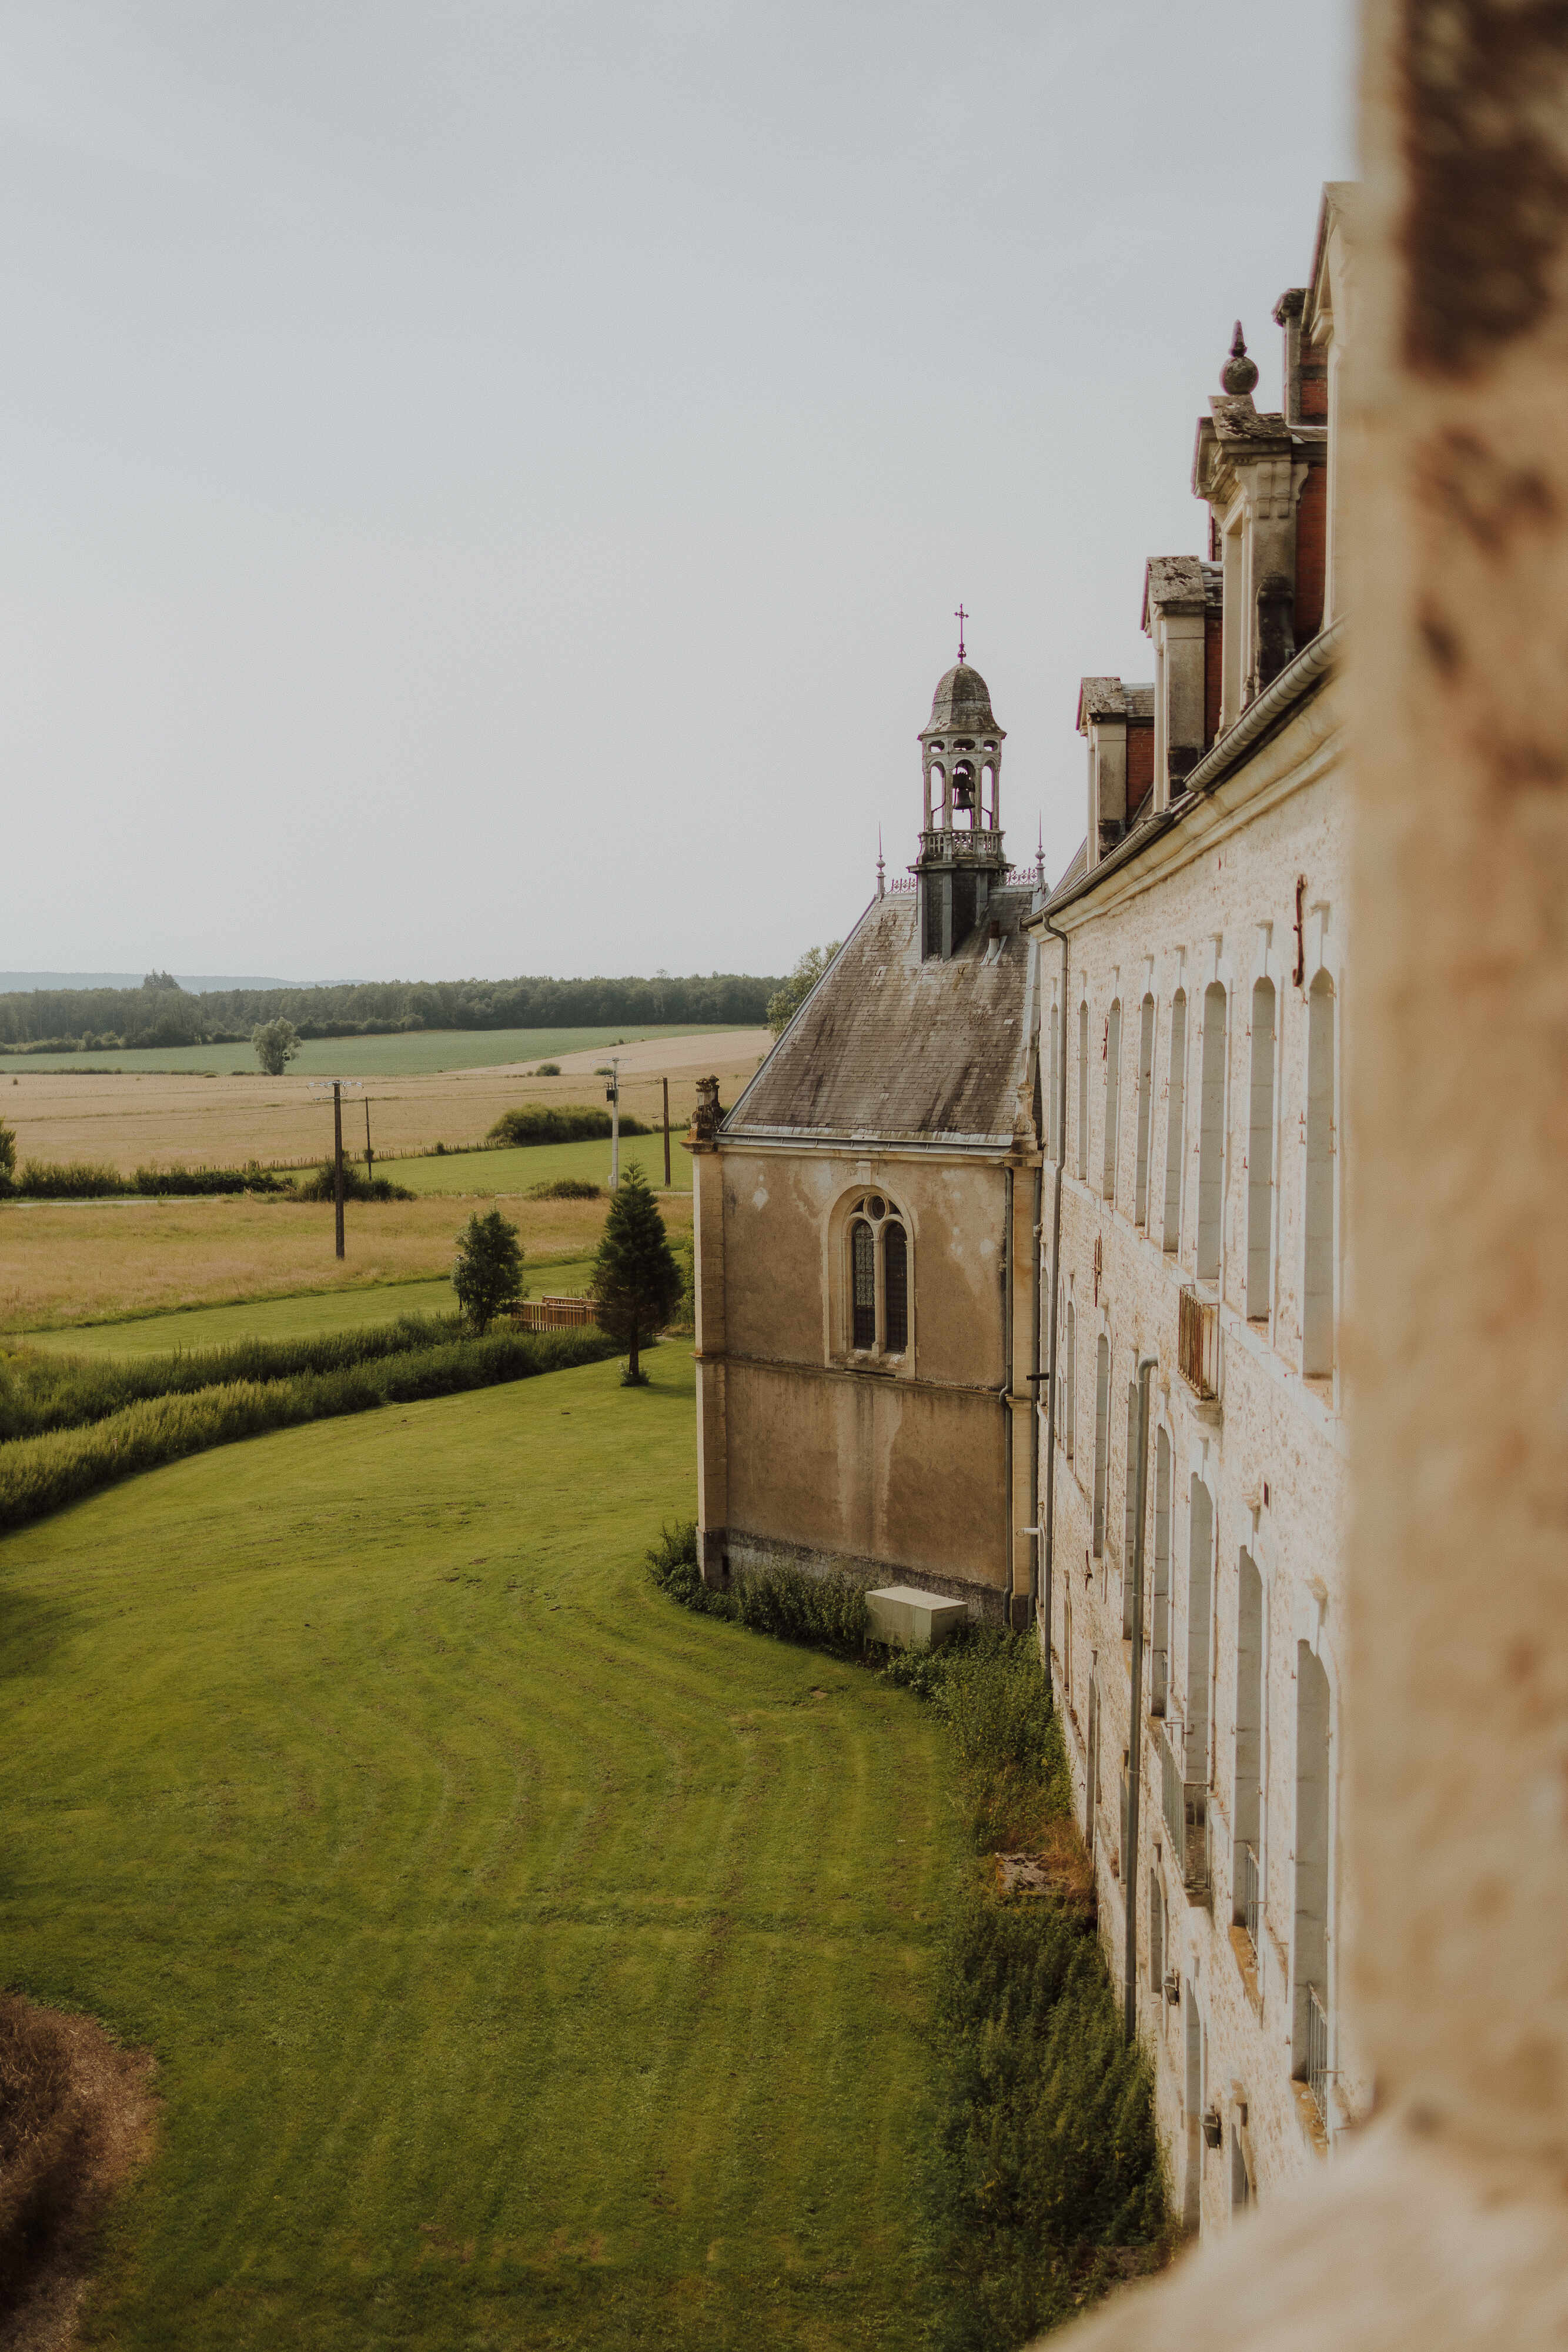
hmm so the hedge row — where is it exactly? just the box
[0,1326,624,1534]
[1,1160,412,1202]
[0,1314,467,1442]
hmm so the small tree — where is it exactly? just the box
[766,941,842,1035]
[453,1207,526,1332]
[590,1164,683,1384]
[0,1117,14,1196]
[252,1018,302,1077]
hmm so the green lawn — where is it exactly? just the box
[17,1261,599,1358]
[0,1025,738,1078]
[389,1135,692,1197]
[0,1354,952,2348]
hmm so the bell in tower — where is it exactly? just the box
[914,626,1007,960]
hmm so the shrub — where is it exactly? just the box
[644,1525,870,1652]
[526,1177,602,1200]
[0,1118,14,1197]
[486,1105,649,1147]
[452,1207,526,1332]
[290,1158,415,1203]
[534,1062,560,1075]
[0,1325,621,1534]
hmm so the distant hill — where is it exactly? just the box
[0,973,302,994]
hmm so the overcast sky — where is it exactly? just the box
[0,0,1357,984]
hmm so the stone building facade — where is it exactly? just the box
[690,661,1044,1625]
[1027,188,1362,2232]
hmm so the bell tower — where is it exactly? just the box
[916,624,1008,960]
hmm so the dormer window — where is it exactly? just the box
[844,1192,911,1360]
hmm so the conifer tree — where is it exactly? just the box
[452,1207,526,1332]
[590,1164,682,1384]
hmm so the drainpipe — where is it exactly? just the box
[1035,907,1071,1690]
[1002,1162,1015,1626]
[1124,1353,1157,2046]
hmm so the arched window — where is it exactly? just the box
[1092,1334,1111,1555]
[1293,1644,1332,2110]
[1061,1298,1076,1459]
[981,761,997,825]
[1148,1866,1166,1994]
[883,1220,908,1353]
[1134,993,1156,1226]
[1247,977,1277,1319]
[845,1192,910,1359]
[851,1218,875,1349]
[1186,1476,1214,1785]
[1077,1001,1090,1180]
[1163,990,1187,1252]
[1197,982,1228,1282]
[1048,1000,1061,1160]
[1103,999,1122,1200]
[1151,1427,1171,1713]
[1234,1550,1265,1951]
[1122,1380,1140,1637]
[1303,974,1336,1375]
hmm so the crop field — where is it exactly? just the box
[0,1023,743,1079]
[15,1259,599,1358]
[391,1135,693,1197]
[0,1351,952,2350]
[0,1194,678,1334]
[1,1031,768,1176]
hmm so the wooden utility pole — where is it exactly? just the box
[364,1096,374,1182]
[662,1077,671,1188]
[332,1081,346,1259]
[309,1077,363,1259]
[606,1058,621,1190]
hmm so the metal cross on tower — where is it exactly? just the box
[954,604,968,661]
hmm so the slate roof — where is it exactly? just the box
[724,886,1037,1151]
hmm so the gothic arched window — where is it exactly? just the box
[844,1192,911,1359]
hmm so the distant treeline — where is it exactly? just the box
[0,970,781,1053]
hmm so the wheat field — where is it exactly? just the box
[0,1031,770,1177]
[1,1191,690,1333]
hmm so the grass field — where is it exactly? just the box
[0,1352,953,2348]
[15,1259,599,1357]
[0,1194,678,1334]
[0,1023,739,1080]
[391,1135,692,1196]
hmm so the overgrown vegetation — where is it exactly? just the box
[487,1104,650,1147]
[0,1325,621,1533]
[646,1523,1171,2346]
[527,1176,602,1200]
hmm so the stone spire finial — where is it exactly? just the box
[876,827,885,900]
[1221,320,1259,396]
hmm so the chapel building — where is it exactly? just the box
[1025,186,1362,2233]
[689,660,1045,1625]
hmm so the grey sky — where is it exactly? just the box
[0,1,1357,983]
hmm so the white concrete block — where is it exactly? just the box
[866,1583,967,1649]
